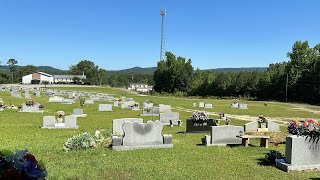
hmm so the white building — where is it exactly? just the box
[128,83,153,93]
[22,72,85,84]
[53,75,86,83]
[22,72,54,84]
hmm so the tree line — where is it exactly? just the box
[153,41,320,104]
[0,59,153,86]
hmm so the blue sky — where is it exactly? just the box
[0,1,319,70]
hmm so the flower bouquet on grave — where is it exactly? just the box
[288,119,320,143]
[26,99,35,107]
[56,111,65,123]
[38,104,44,109]
[224,117,231,125]
[0,149,47,179]
[191,111,209,125]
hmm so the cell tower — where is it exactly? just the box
[160,9,166,61]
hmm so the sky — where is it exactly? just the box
[0,1,320,70]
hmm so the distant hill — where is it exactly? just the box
[0,65,267,76]
[0,65,67,75]
[108,66,267,75]
[202,67,267,72]
[108,66,157,75]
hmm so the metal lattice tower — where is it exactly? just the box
[160,9,166,61]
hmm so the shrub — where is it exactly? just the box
[64,130,111,152]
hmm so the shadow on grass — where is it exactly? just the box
[257,158,274,166]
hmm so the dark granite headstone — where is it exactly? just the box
[186,118,218,133]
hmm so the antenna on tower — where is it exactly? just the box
[160,9,166,61]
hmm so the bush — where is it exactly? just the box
[63,130,111,152]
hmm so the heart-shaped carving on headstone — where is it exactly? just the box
[133,122,153,135]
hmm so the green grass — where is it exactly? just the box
[1,87,320,179]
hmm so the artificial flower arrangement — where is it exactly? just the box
[25,99,35,106]
[191,111,209,125]
[288,119,320,141]
[56,110,65,118]
[0,149,47,179]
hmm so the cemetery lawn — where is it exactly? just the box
[1,86,320,179]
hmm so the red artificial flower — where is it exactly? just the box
[2,168,22,180]
[302,123,307,128]
[318,122,320,127]
[309,119,314,123]
[24,153,37,163]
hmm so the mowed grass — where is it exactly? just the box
[1,86,320,179]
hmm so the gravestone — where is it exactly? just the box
[160,112,181,125]
[64,115,78,128]
[231,103,239,108]
[140,107,160,116]
[19,104,43,113]
[193,103,197,107]
[24,92,31,99]
[267,121,280,132]
[113,101,119,107]
[159,104,171,113]
[68,92,75,99]
[204,104,213,109]
[112,120,173,151]
[72,108,87,117]
[132,105,140,111]
[276,135,320,172]
[244,121,259,132]
[49,96,64,102]
[239,104,248,109]
[199,102,205,108]
[244,120,280,132]
[112,118,143,135]
[34,91,41,97]
[84,99,94,104]
[42,116,56,128]
[186,119,218,133]
[98,104,113,111]
[11,91,21,98]
[143,102,154,108]
[204,125,244,146]
[61,99,75,104]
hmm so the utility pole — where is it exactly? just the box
[160,9,166,61]
[285,73,288,102]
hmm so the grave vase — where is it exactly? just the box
[259,122,267,128]
[57,118,63,124]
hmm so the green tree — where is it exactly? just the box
[42,81,49,88]
[17,65,38,82]
[153,52,194,93]
[69,60,104,85]
[7,59,18,83]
